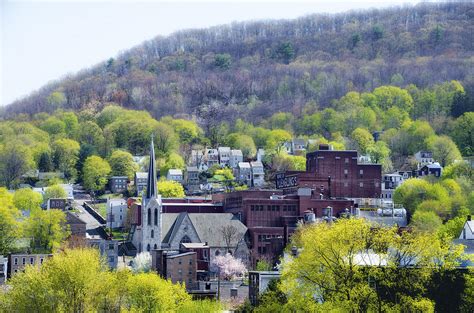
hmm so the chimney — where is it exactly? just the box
[468,215,472,222]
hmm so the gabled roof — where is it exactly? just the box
[161,213,247,247]
[135,172,148,179]
[250,161,263,167]
[238,162,251,169]
[230,149,243,156]
[168,169,183,175]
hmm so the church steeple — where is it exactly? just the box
[145,136,157,200]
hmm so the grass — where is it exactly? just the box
[93,203,107,217]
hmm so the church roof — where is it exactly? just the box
[145,137,157,200]
[161,213,247,247]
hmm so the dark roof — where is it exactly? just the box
[66,211,87,225]
[146,137,157,200]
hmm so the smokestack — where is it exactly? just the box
[468,215,472,221]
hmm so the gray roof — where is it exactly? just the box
[162,213,247,247]
[250,161,263,167]
[186,166,199,172]
[168,169,183,175]
[453,239,474,254]
[230,149,243,156]
[238,162,251,169]
[135,172,148,179]
[293,139,306,145]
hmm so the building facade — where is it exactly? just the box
[109,176,128,194]
[106,198,128,229]
[134,172,148,196]
[9,254,52,277]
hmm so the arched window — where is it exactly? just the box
[180,235,191,244]
[154,208,158,225]
[147,208,151,226]
[147,244,150,252]
[215,250,220,256]
[151,229,154,238]
[154,244,158,249]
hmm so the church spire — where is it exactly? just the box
[145,135,157,200]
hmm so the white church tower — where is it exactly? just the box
[132,137,162,252]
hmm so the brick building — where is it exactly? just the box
[213,189,354,264]
[301,148,382,199]
[151,250,197,290]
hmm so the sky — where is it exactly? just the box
[1,0,424,107]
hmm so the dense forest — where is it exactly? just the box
[2,2,473,121]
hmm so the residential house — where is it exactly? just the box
[251,161,265,187]
[229,150,243,168]
[418,163,442,178]
[191,150,207,171]
[218,147,231,167]
[256,149,265,162]
[453,215,474,267]
[0,256,7,284]
[38,172,65,181]
[66,211,87,237]
[237,162,252,186]
[358,154,374,164]
[106,198,128,229]
[206,149,219,168]
[284,139,307,155]
[134,172,148,196]
[87,239,119,269]
[167,169,183,183]
[109,176,128,194]
[381,173,404,202]
[9,254,52,277]
[249,271,281,306]
[414,151,434,166]
[34,184,74,200]
[185,166,200,186]
[47,198,68,210]
[151,249,197,290]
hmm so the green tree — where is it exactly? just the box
[108,150,137,179]
[13,188,43,212]
[0,142,33,188]
[40,116,66,137]
[157,180,185,198]
[367,141,392,171]
[226,133,257,159]
[44,184,67,202]
[46,91,66,110]
[410,211,443,233]
[214,53,232,70]
[78,121,105,154]
[275,42,295,64]
[265,129,292,153]
[25,209,69,253]
[38,151,53,172]
[351,128,374,154]
[393,178,438,215]
[153,122,179,156]
[82,156,111,192]
[451,112,473,156]
[0,188,22,255]
[426,135,462,167]
[372,86,414,113]
[160,152,185,177]
[278,219,464,312]
[52,138,80,181]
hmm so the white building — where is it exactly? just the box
[166,169,183,183]
[229,149,244,168]
[414,151,434,166]
[237,162,252,186]
[459,216,474,240]
[218,147,231,167]
[106,198,128,229]
[251,161,265,187]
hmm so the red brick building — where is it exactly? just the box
[300,148,382,199]
[213,190,354,264]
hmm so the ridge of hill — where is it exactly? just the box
[3,2,474,121]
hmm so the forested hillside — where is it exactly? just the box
[3,2,473,121]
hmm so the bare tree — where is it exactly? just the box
[220,225,238,253]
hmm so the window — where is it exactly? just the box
[22,258,26,265]
[40,258,44,264]
[147,244,150,252]
[151,230,154,238]
[359,169,364,175]
[178,260,182,265]
[30,257,34,264]
[215,250,220,256]
[147,208,151,226]
[180,235,191,244]
[344,169,348,175]
[283,205,287,211]
[375,182,379,187]
[189,271,193,275]
[108,256,115,263]
[108,244,115,250]
[14,258,18,265]
[345,158,349,163]
[360,182,364,188]
[189,259,193,265]
[154,244,158,249]
[250,205,255,211]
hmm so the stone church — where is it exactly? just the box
[129,138,250,264]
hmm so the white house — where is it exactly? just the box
[229,149,244,168]
[237,162,252,186]
[414,151,434,166]
[166,169,183,183]
[251,161,265,187]
[218,147,231,167]
[459,216,474,240]
[106,199,128,229]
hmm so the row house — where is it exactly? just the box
[0,256,7,284]
[134,172,148,196]
[283,139,307,156]
[87,239,119,269]
[151,249,197,290]
[185,166,200,186]
[381,173,404,203]
[414,150,434,166]
[190,148,244,170]
[236,162,265,187]
[166,169,183,183]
